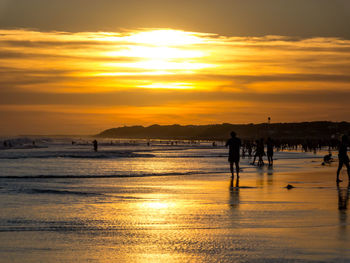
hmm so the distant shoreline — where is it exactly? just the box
[96,121,350,141]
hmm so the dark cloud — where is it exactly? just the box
[0,40,115,48]
[0,39,145,49]
[230,74,350,83]
[0,50,140,62]
[226,44,350,53]
[1,0,350,38]
[1,89,349,106]
[99,73,350,84]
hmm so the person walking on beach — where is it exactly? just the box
[267,137,274,166]
[256,138,265,166]
[336,135,350,183]
[226,131,241,179]
[251,140,259,165]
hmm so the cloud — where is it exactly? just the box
[0,28,350,134]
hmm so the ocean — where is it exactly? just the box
[0,137,349,262]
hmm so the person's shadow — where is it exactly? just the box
[229,177,240,208]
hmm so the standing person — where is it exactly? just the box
[93,139,98,152]
[247,141,253,157]
[226,131,241,179]
[251,140,259,165]
[256,138,265,166]
[336,135,350,183]
[267,137,274,166]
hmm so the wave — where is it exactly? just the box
[0,171,221,179]
[0,151,155,160]
[13,189,155,198]
[21,188,104,196]
[0,150,322,160]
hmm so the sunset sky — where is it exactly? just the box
[1,0,350,135]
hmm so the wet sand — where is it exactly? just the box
[1,163,349,262]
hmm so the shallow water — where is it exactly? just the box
[0,138,349,262]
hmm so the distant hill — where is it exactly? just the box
[97,122,350,141]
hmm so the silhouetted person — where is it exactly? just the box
[251,140,259,165]
[242,147,246,158]
[226,131,241,179]
[93,140,98,152]
[247,141,253,157]
[256,138,265,166]
[267,137,274,166]
[322,153,333,165]
[336,135,350,183]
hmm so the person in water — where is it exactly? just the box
[93,140,98,152]
[336,135,350,182]
[225,131,241,179]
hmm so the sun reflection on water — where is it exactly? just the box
[142,201,172,210]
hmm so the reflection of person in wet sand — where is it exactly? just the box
[336,135,350,183]
[338,182,349,211]
[229,177,240,208]
[226,131,241,179]
[267,166,274,185]
[337,182,349,227]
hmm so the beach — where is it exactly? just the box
[0,139,349,262]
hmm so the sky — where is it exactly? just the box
[0,0,350,135]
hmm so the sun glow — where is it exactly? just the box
[109,46,203,59]
[139,82,194,90]
[143,202,171,210]
[103,29,212,76]
[118,60,211,71]
[125,29,206,46]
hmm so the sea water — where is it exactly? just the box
[0,137,320,178]
[0,137,349,262]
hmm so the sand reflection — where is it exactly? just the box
[255,166,274,187]
[229,177,240,209]
[338,182,350,239]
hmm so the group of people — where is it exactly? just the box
[226,131,350,183]
[250,137,274,167]
[226,133,275,179]
[90,132,350,183]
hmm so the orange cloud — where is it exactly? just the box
[1,28,350,134]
